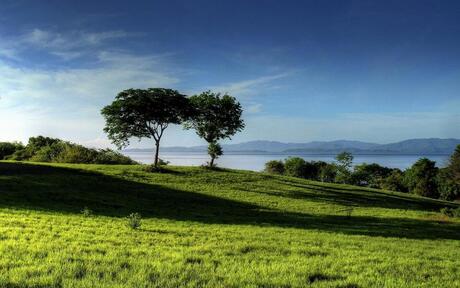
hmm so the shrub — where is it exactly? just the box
[319,163,337,183]
[93,149,137,165]
[334,168,352,184]
[334,152,354,184]
[447,144,460,185]
[81,207,93,217]
[126,213,142,229]
[284,157,306,178]
[404,158,439,198]
[264,160,285,174]
[440,207,460,218]
[303,161,325,180]
[0,142,24,159]
[351,163,393,187]
[381,170,407,192]
[437,168,460,201]
[7,135,137,165]
[55,144,96,163]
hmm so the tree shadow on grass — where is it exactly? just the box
[0,162,459,240]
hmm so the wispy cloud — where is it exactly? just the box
[23,29,129,49]
[0,28,132,61]
[209,72,290,98]
[0,31,179,144]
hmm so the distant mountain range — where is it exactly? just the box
[124,138,460,155]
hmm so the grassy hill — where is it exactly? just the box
[0,161,459,288]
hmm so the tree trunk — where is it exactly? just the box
[209,155,215,167]
[154,141,160,167]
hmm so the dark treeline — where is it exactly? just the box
[265,147,460,201]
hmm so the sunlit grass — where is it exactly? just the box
[0,161,459,287]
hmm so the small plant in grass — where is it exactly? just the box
[81,206,93,217]
[440,207,460,218]
[126,213,142,229]
[143,159,170,173]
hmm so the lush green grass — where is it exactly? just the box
[0,161,459,288]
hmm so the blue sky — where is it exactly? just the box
[0,0,459,147]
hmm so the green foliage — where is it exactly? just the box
[334,152,354,184]
[0,142,24,159]
[319,163,337,182]
[335,151,354,169]
[93,149,138,165]
[8,136,136,164]
[447,144,460,185]
[126,213,142,229]
[351,163,394,188]
[81,206,93,217]
[264,160,285,174]
[303,161,325,180]
[9,136,62,160]
[437,168,460,201]
[334,169,353,184]
[207,142,223,167]
[404,158,439,198]
[440,207,460,218]
[284,157,306,178]
[381,170,407,192]
[142,159,170,173]
[185,91,244,166]
[101,88,191,167]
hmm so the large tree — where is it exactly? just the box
[185,91,244,167]
[101,88,190,167]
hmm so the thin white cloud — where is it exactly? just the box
[23,28,129,50]
[246,103,263,114]
[0,49,180,144]
[0,28,132,61]
[209,72,290,98]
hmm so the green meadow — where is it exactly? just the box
[0,161,459,288]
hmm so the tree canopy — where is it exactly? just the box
[185,91,244,166]
[101,88,191,167]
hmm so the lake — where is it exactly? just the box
[123,151,450,171]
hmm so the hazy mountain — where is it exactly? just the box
[371,138,460,154]
[125,138,460,155]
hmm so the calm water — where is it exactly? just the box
[123,151,450,171]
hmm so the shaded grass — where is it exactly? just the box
[0,161,459,287]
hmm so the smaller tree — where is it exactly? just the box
[334,151,354,184]
[335,151,353,169]
[404,158,439,198]
[207,142,223,167]
[185,91,244,167]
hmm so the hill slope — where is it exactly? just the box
[0,161,459,287]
